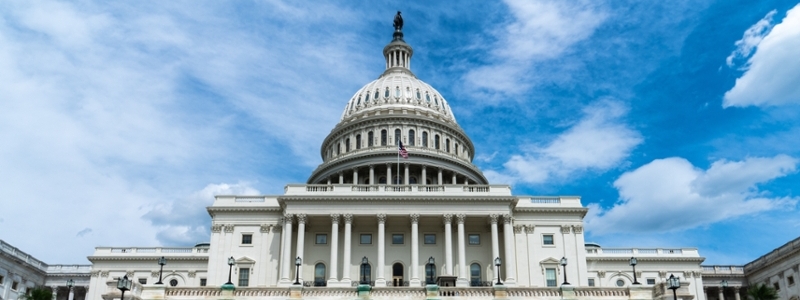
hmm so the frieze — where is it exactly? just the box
[331,213,340,224]
[224,224,234,233]
[489,214,499,224]
[502,214,513,224]
[456,214,466,224]
[343,214,353,224]
[377,213,386,224]
[410,213,419,223]
[561,225,571,234]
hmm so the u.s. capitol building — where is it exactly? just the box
[82,14,709,300]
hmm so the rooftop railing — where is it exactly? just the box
[283,184,513,197]
[586,247,698,256]
[701,265,745,274]
[96,246,209,255]
[0,239,48,271]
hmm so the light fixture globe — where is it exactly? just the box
[629,257,637,266]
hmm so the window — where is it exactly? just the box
[468,234,480,245]
[788,276,795,286]
[170,279,178,287]
[12,281,19,290]
[357,96,361,105]
[356,134,361,149]
[138,278,147,284]
[422,132,428,147]
[368,131,374,147]
[434,96,439,105]
[381,130,387,146]
[435,135,440,150]
[416,89,421,99]
[337,143,341,155]
[543,234,554,245]
[361,234,373,244]
[360,263,372,283]
[238,268,250,287]
[315,264,326,286]
[545,269,556,287]
[365,93,370,102]
[384,88,389,98]
[394,129,401,145]
[374,90,379,100]
[395,87,400,97]
[455,143,459,155]
[588,278,595,286]
[0,274,4,285]
[647,278,656,285]
[242,234,252,244]
[424,234,436,244]
[774,282,780,291]
[446,139,450,152]
[426,262,437,284]
[200,278,207,286]
[345,138,351,152]
[316,234,328,244]
[408,130,415,146]
[426,93,431,102]
[470,263,481,286]
[616,279,625,287]
[379,176,387,184]
[392,234,404,244]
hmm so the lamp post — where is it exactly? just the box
[360,257,369,285]
[668,274,680,300]
[494,257,503,286]
[721,280,728,300]
[116,275,131,300]
[66,279,74,300]
[560,257,570,285]
[629,257,640,285]
[225,256,235,285]
[156,256,167,285]
[294,256,302,285]
[426,257,436,285]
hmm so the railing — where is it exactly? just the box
[574,288,630,297]
[165,288,222,296]
[439,287,493,297]
[587,247,695,256]
[701,265,745,274]
[302,281,327,287]
[385,186,412,192]
[104,247,205,254]
[530,197,561,203]
[603,249,634,254]
[46,265,92,272]
[507,288,562,297]
[287,184,512,196]
[418,186,443,192]
[385,280,410,287]
[352,186,379,192]
[351,281,376,287]
[235,196,265,202]
[463,186,489,192]
[0,239,48,271]
[306,185,331,192]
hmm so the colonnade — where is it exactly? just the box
[325,164,471,186]
[278,213,516,287]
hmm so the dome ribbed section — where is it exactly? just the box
[340,73,456,123]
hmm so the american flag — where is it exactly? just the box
[398,141,409,159]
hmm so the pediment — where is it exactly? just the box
[539,257,560,264]
[236,256,256,264]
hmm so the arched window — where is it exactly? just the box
[422,132,428,147]
[394,129,401,145]
[314,263,326,287]
[395,87,401,97]
[337,143,341,155]
[446,139,450,153]
[425,93,430,102]
[416,89,421,100]
[381,130,387,146]
[368,131,374,147]
[357,96,361,105]
[470,263,481,286]
[406,87,411,98]
[379,176,387,184]
[410,177,417,184]
[408,130,415,146]
[374,90,379,100]
[384,88,390,98]
[356,135,361,150]
[393,176,402,185]
[435,135,440,150]
[392,263,404,286]
[360,263,372,284]
[345,138,351,152]
[365,93,370,102]
[455,143,459,155]
[434,96,439,105]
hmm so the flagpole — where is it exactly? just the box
[397,141,400,185]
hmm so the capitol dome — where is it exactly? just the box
[307,23,486,185]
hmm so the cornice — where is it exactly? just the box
[513,207,590,217]
[744,237,800,273]
[88,256,209,262]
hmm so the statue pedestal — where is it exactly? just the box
[425,284,439,300]
[357,284,372,300]
[493,285,508,300]
[561,285,575,300]
[289,285,303,299]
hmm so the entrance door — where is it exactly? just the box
[392,263,404,286]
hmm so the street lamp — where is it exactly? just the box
[116,275,131,300]
[360,257,369,285]
[494,257,503,286]
[630,257,640,285]
[668,274,680,300]
[560,257,570,285]
[721,280,728,300]
[294,256,302,285]
[426,257,436,285]
[225,256,235,285]
[156,256,167,285]
[66,279,74,300]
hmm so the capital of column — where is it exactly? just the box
[260,224,271,233]
[456,214,466,224]
[377,213,387,224]
[297,214,307,224]
[284,214,294,225]
[502,214,513,225]
[489,214,499,224]
[369,165,374,170]
[561,225,571,234]
[410,213,419,224]
[331,213,340,224]
[443,214,453,225]
[343,214,353,224]
[421,165,427,170]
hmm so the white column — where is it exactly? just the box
[719,287,724,300]
[50,286,58,300]
[353,169,358,184]
[68,288,74,300]
[490,214,500,279]
[339,173,344,184]
[387,165,392,185]
[421,166,427,185]
[369,166,375,185]
[342,214,353,284]
[443,214,454,276]
[404,164,409,185]
[456,214,468,286]
[734,287,741,300]
[279,214,294,285]
[329,214,340,285]
[452,173,457,184]
[410,214,420,286]
[277,217,286,283]
[376,214,387,285]
[327,178,331,185]
[295,214,307,283]
[437,169,443,185]
[502,214,517,285]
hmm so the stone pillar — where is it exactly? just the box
[421,166,427,185]
[353,169,358,184]
[490,214,500,279]
[342,214,353,284]
[410,214,421,286]
[502,214,516,285]
[703,287,709,300]
[280,214,294,284]
[339,173,344,184]
[719,287,724,300]
[369,166,375,185]
[50,286,58,300]
[437,169,443,185]
[456,214,468,286]
[734,287,741,300]
[68,287,74,300]
[452,173,457,184]
[376,214,387,285]
[329,214,340,284]
[404,164,409,185]
[327,178,331,185]
[443,214,454,276]
[296,214,307,283]
[387,165,392,185]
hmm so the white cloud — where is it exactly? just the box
[463,0,607,94]
[725,10,777,68]
[723,5,800,107]
[489,100,641,184]
[586,155,798,235]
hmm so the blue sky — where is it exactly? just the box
[1,0,799,265]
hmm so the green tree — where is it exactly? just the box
[747,284,778,300]
[19,287,53,300]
